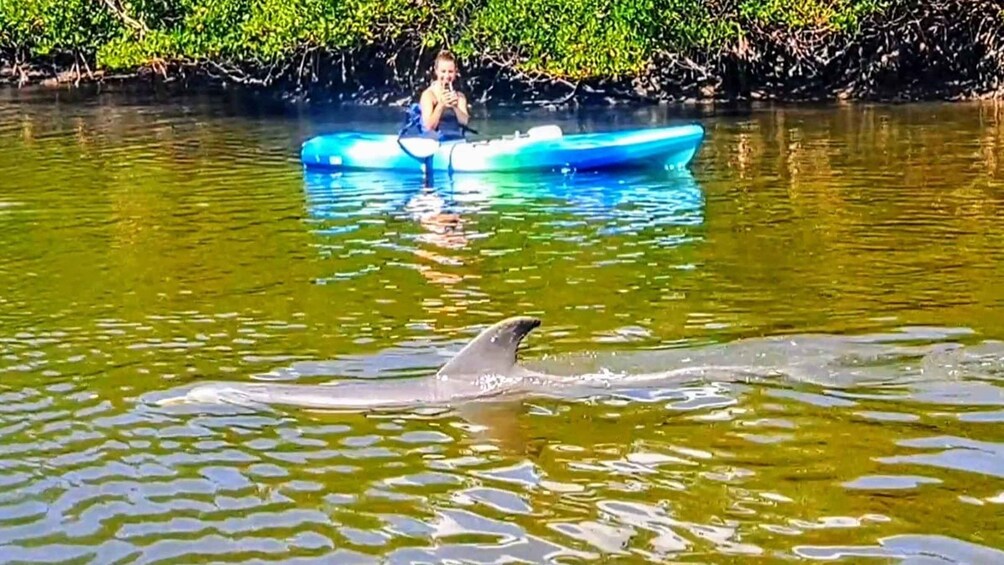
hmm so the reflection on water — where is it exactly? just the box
[1,88,1004,562]
[301,168,705,236]
[303,168,705,289]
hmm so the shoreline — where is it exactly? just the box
[4,0,1003,110]
[3,61,1003,109]
[3,0,999,109]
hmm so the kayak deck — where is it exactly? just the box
[300,124,705,173]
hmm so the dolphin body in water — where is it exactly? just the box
[147,315,769,412]
[150,316,577,411]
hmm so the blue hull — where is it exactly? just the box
[300,124,705,174]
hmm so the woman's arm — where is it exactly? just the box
[453,92,470,126]
[420,89,446,131]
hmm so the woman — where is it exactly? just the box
[419,50,471,141]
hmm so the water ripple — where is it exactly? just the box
[2,95,1004,562]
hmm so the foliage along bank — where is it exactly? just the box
[1,0,1002,105]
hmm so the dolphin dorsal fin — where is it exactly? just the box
[436,316,541,378]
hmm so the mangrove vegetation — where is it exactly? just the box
[2,0,1003,104]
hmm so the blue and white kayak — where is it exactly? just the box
[300,124,705,173]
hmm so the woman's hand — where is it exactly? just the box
[422,83,469,130]
[436,85,458,107]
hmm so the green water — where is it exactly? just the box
[1,87,1003,563]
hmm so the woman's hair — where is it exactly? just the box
[434,49,456,66]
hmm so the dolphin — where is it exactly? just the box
[148,316,564,410]
[144,315,783,412]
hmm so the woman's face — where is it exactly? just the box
[435,60,457,87]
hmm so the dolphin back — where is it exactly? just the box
[436,316,541,378]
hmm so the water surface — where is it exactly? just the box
[1,87,1003,562]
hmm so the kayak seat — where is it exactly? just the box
[527,125,563,139]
